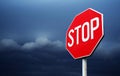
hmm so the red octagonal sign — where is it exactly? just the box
[66,8,104,59]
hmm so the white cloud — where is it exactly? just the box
[22,42,36,50]
[1,39,20,48]
[52,40,63,47]
[22,37,64,50]
[0,37,64,51]
[0,37,120,59]
[35,37,51,46]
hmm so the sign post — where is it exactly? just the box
[82,59,87,76]
[66,8,104,76]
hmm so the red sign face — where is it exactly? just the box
[66,8,104,59]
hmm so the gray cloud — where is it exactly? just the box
[22,37,64,50]
[0,37,120,59]
[95,39,120,58]
[0,37,64,51]
[0,39,20,49]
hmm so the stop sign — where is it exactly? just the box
[66,8,104,59]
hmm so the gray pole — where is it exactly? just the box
[82,58,87,76]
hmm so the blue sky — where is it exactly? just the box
[0,0,120,76]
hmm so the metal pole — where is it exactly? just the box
[82,58,87,76]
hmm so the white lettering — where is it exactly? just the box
[67,17,99,46]
[82,22,90,42]
[91,17,99,39]
[68,29,74,47]
[74,25,81,45]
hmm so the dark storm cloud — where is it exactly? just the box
[0,48,119,76]
[0,37,120,76]
[0,37,81,76]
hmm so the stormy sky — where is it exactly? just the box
[0,0,120,76]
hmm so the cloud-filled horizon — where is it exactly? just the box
[0,37,64,49]
[0,37,120,59]
[0,37,120,76]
